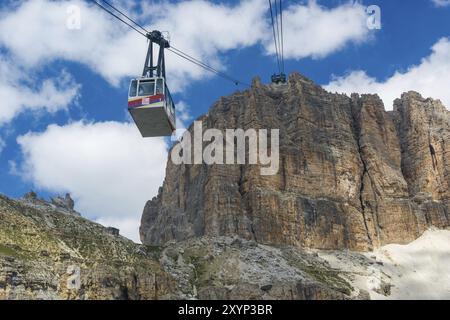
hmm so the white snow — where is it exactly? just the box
[318,228,450,300]
[370,228,450,300]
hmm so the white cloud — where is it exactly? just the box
[265,1,370,59]
[170,101,193,140]
[0,0,142,86]
[175,101,192,127]
[325,37,450,110]
[0,0,267,90]
[0,56,80,125]
[15,121,168,242]
[0,0,374,91]
[96,216,141,243]
[432,0,450,7]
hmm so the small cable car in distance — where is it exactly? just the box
[128,31,176,137]
[271,73,287,85]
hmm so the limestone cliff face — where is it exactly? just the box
[394,93,450,228]
[140,73,450,251]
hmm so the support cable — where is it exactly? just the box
[88,0,248,86]
[268,0,281,74]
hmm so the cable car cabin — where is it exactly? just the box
[128,77,176,137]
[271,73,287,85]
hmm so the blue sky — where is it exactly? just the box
[0,0,449,241]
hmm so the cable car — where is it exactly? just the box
[271,73,287,84]
[128,30,175,137]
[128,77,175,137]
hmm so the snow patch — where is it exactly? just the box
[319,229,450,300]
[370,228,450,300]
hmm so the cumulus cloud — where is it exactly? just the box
[0,57,80,125]
[15,121,168,242]
[264,1,370,59]
[0,0,374,90]
[325,37,450,110]
[149,0,267,82]
[0,0,143,86]
[432,0,450,7]
[0,0,267,90]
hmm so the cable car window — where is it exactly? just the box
[165,86,175,114]
[138,81,155,96]
[129,80,138,97]
[156,79,164,95]
[165,85,170,105]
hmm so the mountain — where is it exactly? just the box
[2,72,450,300]
[0,193,362,300]
[2,192,449,300]
[141,73,450,251]
[0,193,172,299]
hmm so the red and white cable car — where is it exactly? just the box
[128,31,176,137]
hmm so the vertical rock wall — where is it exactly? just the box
[140,73,450,250]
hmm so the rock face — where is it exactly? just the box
[22,191,81,216]
[51,193,75,212]
[157,237,354,300]
[0,194,174,300]
[394,93,450,228]
[141,73,450,251]
[0,193,357,300]
[2,192,448,300]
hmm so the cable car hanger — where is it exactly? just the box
[142,30,170,79]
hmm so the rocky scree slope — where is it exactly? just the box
[0,194,173,299]
[141,73,450,251]
[1,193,364,300]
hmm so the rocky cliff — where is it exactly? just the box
[0,193,364,300]
[0,194,174,299]
[141,73,450,251]
[3,192,448,300]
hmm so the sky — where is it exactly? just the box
[0,0,449,242]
